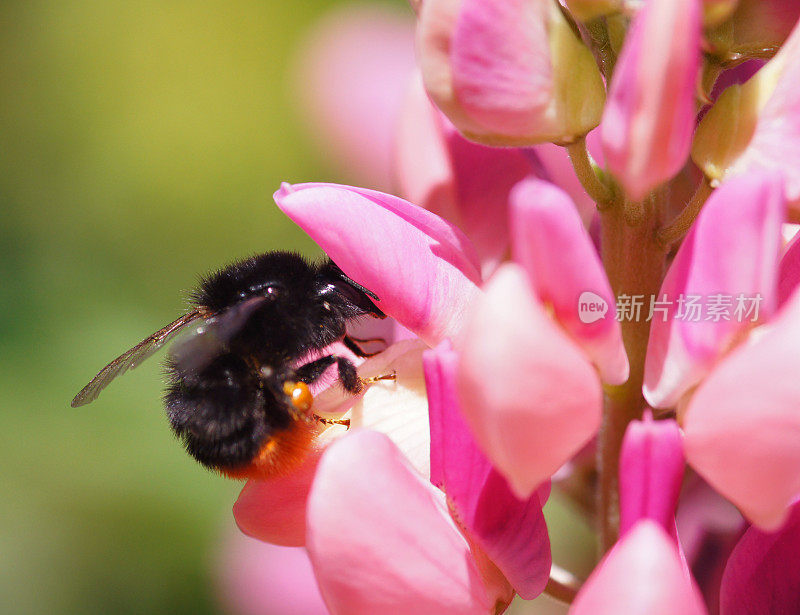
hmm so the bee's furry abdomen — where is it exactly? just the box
[164,354,291,471]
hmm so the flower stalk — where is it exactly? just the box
[598,192,667,552]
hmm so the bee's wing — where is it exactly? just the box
[168,296,268,376]
[70,311,204,407]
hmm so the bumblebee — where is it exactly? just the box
[72,251,389,479]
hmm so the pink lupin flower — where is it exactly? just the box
[600,0,702,200]
[417,0,605,145]
[644,172,784,408]
[425,343,551,600]
[455,179,626,498]
[395,72,534,276]
[571,415,707,615]
[642,170,800,530]
[306,430,515,614]
[694,16,800,209]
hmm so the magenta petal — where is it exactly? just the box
[233,450,321,547]
[643,172,785,408]
[425,344,551,599]
[600,0,701,200]
[683,287,800,530]
[456,263,603,497]
[619,414,685,536]
[779,231,800,306]
[719,501,800,615]
[306,430,511,615]
[571,521,708,615]
[274,182,482,345]
[511,177,628,385]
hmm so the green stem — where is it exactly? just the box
[565,138,615,209]
[597,192,667,553]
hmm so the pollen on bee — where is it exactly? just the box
[283,380,313,412]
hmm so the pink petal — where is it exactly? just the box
[216,531,327,615]
[683,287,800,530]
[571,521,708,615]
[779,227,800,306]
[233,450,321,547]
[456,263,603,497]
[600,0,701,200]
[619,413,685,536]
[306,430,512,615]
[292,4,414,190]
[395,72,533,276]
[425,344,551,599]
[274,182,482,346]
[511,177,629,385]
[719,501,800,615]
[418,0,604,144]
[643,171,785,408]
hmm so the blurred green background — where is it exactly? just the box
[0,1,592,613]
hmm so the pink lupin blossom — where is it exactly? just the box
[600,0,702,200]
[572,416,706,615]
[456,263,603,498]
[395,72,533,275]
[644,171,784,408]
[425,343,551,599]
[417,0,605,145]
[510,177,628,385]
[306,431,515,615]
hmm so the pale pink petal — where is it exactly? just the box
[511,177,629,385]
[643,172,784,408]
[216,531,327,615]
[600,0,701,200]
[456,263,603,497]
[719,501,800,615]
[779,229,800,306]
[425,344,551,599]
[233,450,321,547]
[306,430,512,615]
[418,0,604,144]
[619,414,685,536]
[274,182,482,346]
[292,4,414,190]
[571,521,708,615]
[395,72,533,276]
[684,287,800,530]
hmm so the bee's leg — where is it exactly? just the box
[335,357,363,393]
[313,415,350,429]
[343,335,385,358]
[294,355,337,385]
